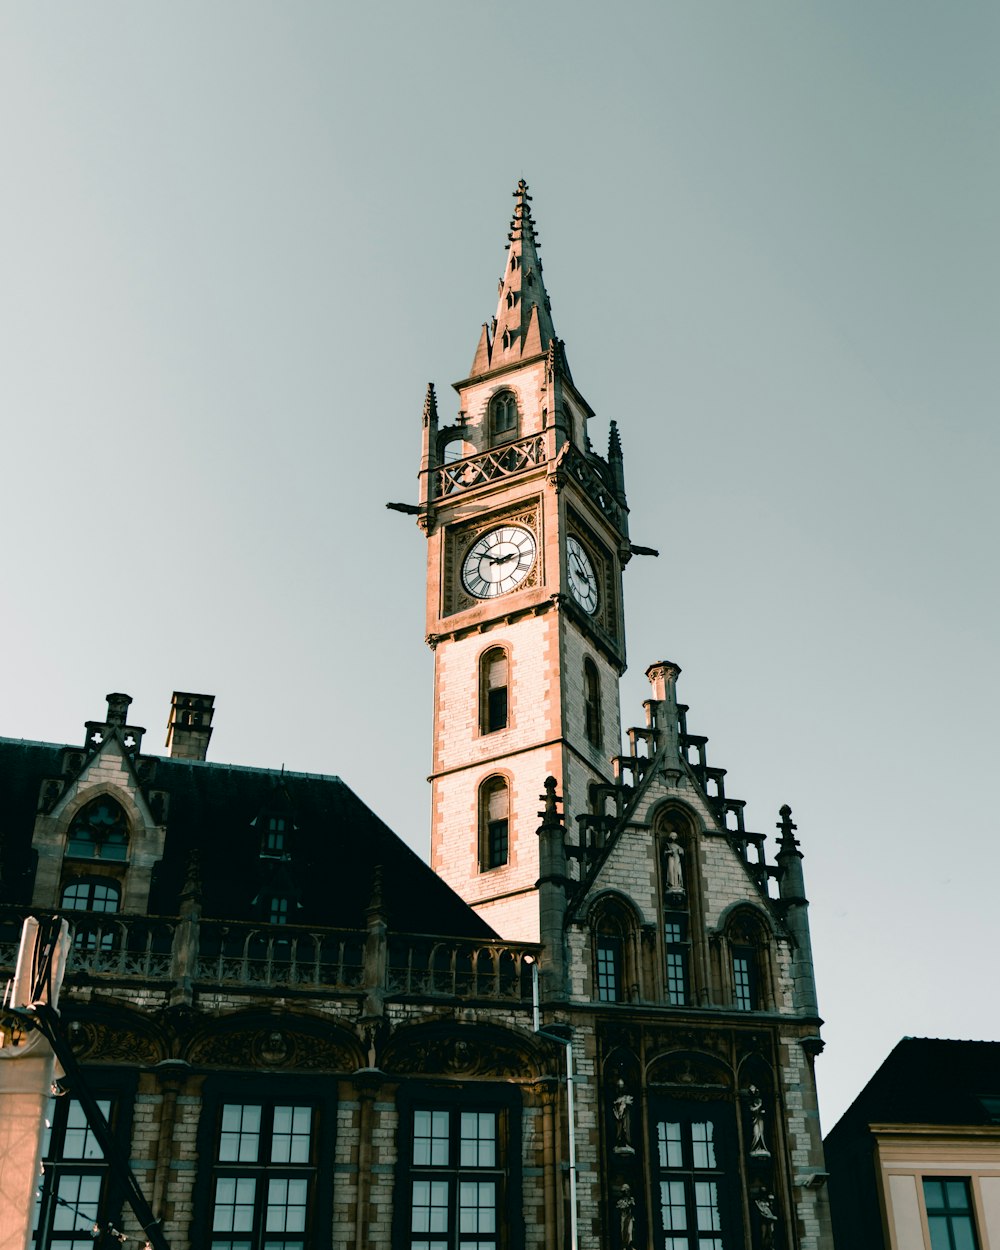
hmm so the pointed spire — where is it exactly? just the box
[470,179,558,376]
[422,383,438,429]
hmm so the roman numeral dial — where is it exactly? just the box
[461,525,537,599]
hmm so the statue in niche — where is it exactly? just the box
[616,1184,636,1250]
[748,1085,771,1158]
[754,1193,778,1249]
[664,832,685,894]
[612,1078,635,1154]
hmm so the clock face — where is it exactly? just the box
[567,536,599,614]
[462,525,537,599]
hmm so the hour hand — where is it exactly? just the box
[489,551,517,565]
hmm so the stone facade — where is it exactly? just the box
[0,180,834,1250]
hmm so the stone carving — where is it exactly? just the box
[647,1052,732,1091]
[616,1184,637,1250]
[65,1019,162,1066]
[386,1030,531,1079]
[754,1193,778,1249]
[663,832,685,894]
[188,1027,355,1073]
[612,1079,635,1154]
[748,1085,771,1158]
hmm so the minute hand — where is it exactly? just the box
[489,552,517,565]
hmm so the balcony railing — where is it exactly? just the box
[0,909,539,1005]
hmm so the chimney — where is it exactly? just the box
[165,692,215,761]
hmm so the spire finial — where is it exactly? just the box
[469,179,558,376]
[422,382,438,428]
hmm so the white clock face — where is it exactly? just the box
[462,525,537,599]
[567,536,599,614]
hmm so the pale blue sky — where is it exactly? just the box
[1,3,997,1127]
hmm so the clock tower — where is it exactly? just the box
[418,181,630,940]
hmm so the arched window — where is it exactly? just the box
[480,647,509,734]
[584,658,602,747]
[441,436,473,464]
[725,910,770,1012]
[479,776,509,870]
[61,879,120,914]
[591,896,638,1003]
[66,798,129,861]
[488,391,518,445]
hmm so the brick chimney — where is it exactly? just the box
[165,692,215,761]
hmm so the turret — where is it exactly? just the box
[536,777,569,998]
[775,804,820,1016]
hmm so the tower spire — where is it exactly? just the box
[470,179,558,377]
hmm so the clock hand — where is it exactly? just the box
[489,552,517,565]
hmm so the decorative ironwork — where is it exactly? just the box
[386,935,537,1001]
[560,443,623,527]
[434,433,545,497]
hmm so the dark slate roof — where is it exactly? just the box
[0,738,495,940]
[826,1037,1000,1145]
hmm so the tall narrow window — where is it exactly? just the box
[488,391,518,445]
[596,935,622,1002]
[664,911,689,1006]
[480,648,509,734]
[480,777,509,870]
[33,1096,117,1249]
[923,1178,981,1250]
[208,1101,316,1250]
[653,1106,736,1250]
[407,1105,505,1250]
[66,798,128,861]
[731,946,756,1011]
[269,897,290,925]
[266,817,286,854]
[584,659,602,747]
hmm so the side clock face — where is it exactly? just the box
[462,525,537,599]
[567,536,599,614]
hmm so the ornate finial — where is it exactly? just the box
[776,805,800,853]
[422,382,438,428]
[508,179,539,247]
[538,776,564,827]
[609,420,623,460]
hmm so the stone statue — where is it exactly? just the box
[612,1078,635,1154]
[664,832,684,892]
[755,1193,778,1250]
[748,1085,771,1158]
[617,1184,636,1250]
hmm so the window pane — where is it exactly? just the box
[691,1121,717,1169]
[213,1176,257,1232]
[459,1180,496,1233]
[695,1180,722,1231]
[660,1179,687,1230]
[953,1221,979,1250]
[413,1109,450,1166]
[733,953,753,1010]
[657,1121,683,1169]
[62,1099,110,1159]
[946,1181,972,1210]
[52,1174,101,1229]
[219,1104,261,1162]
[460,1112,496,1167]
[924,1180,945,1207]
[412,1179,450,1233]
[927,1216,952,1250]
[597,943,618,1002]
[271,1105,312,1163]
[266,1177,308,1232]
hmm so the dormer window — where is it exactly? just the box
[269,896,290,925]
[489,391,518,445]
[266,817,286,854]
[66,798,128,861]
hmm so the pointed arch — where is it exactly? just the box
[588,891,642,1004]
[488,389,519,445]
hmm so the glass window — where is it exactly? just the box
[584,660,602,747]
[480,648,509,735]
[407,1106,503,1250]
[266,817,286,854]
[480,778,509,871]
[664,912,688,1006]
[732,947,756,1011]
[61,880,120,914]
[66,798,128,861]
[653,1105,734,1250]
[209,1101,316,1250]
[33,1097,115,1249]
[923,1178,980,1250]
[596,935,622,1003]
[488,392,518,445]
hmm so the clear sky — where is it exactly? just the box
[2,3,997,1129]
